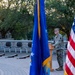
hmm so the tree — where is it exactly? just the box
[46,0,75,38]
[0,0,34,39]
[0,0,75,39]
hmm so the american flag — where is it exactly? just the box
[64,18,75,75]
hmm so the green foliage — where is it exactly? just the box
[0,0,75,39]
[0,0,33,39]
[46,0,75,38]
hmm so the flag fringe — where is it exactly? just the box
[43,56,50,66]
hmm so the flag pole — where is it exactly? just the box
[37,0,41,38]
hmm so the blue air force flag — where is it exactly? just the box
[29,0,50,75]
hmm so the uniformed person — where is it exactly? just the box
[53,28,63,71]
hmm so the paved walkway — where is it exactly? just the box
[51,60,64,75]
[0,53,64,75]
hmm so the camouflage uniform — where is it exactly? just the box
[53,34,63,68]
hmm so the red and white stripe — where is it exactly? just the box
[64,22,75,75]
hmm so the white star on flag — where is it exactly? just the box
[32,44,33,47]
[30,62,32,66]
[45,30,47,33]
[31,52,34,57]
